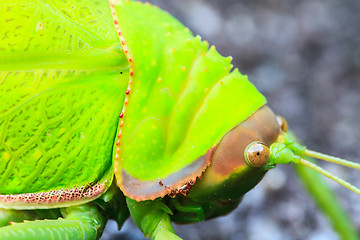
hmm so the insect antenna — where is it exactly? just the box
[304,150,360,169]
[269,134,360,195]
[295,157,360,195]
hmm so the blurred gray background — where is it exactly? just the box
[101,0,360,239]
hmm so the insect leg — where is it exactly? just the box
[0,208,61,227]
[126,197,182,240]
[294,162,359,240]
[0,204,107,240]
[279,132,359,240]
[94,181,130,229]
[168,198,204,223]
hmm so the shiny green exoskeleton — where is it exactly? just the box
[0,0,359,239]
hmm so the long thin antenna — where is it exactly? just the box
[305,150,360,169]
[298,158,360,195]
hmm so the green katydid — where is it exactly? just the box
[0,0,359,240]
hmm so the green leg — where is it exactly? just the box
[288,132,359,240]
[294,163,359,240]
[169,198,204,223]
[0,204,107,240]
[0,208,61,227]
[126,197,182,240]
[95,180,130,229]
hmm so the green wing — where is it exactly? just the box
[0,0,127,207]
[112,1,267,200]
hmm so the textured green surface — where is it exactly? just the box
[1,0,266,194]
[0,0,128,194]
[114,1,266,181]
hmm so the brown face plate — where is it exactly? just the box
[203,105,281,179]
[120,151,211,201]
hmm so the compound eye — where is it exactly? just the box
[245,141,270,167]
[276,115,288,132]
